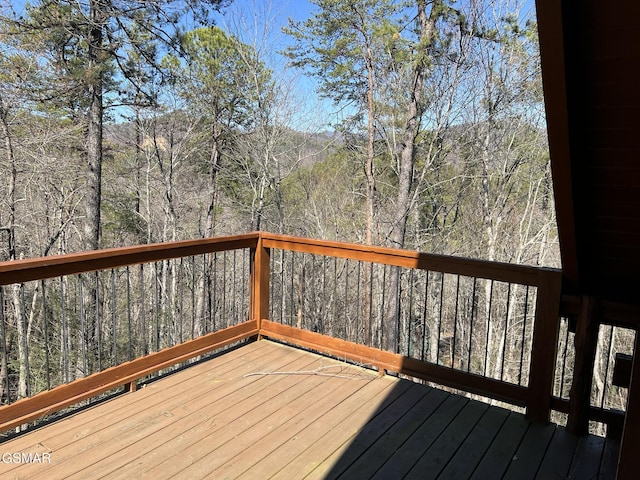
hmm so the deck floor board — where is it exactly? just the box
[371,392,467,480]
[437,405,511,480]
[503,420,557,480]
[405,399,489,480]
[0,340,618,479]
[470,411,532,479]
[535,428,580,480]
[339,387,449,480]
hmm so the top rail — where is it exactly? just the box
[260,232,559,287]
[0,231,558,288]
[0,233,259,286]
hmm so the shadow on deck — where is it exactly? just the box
[322,375,619,480]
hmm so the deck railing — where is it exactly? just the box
[256,233,562,422]
[2,231,624,436]
[0,234,259,432]
[552,299,637,436]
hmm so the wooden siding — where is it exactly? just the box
[537,0,640,305]
[0,341,617,479]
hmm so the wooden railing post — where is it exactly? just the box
[251,233,270,332]
[566,295,600,435]
[527,269,562,423]
[617,330,640,479]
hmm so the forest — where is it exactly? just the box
[0,0,631,435]
[0,0,555,264]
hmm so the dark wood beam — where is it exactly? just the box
[566,296,600,435]
[535,0,579,292]
[618,331,640,478]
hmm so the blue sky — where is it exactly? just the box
[211,0,540,130]
[4,0,539,130]
[212,0,338,130]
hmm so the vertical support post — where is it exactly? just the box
[617,329,640,479]
[251,234,270,333]
[566,295,600,434]
[527,269,562,423]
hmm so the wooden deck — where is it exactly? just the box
[0,340,619,479]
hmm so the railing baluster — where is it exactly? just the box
[500,283,512,382]
[95,272,101,372]
[111,269,117,366]
[0,287,9,404]
[165,260,172,347]
[140,264,147,355]
[278,250,283,323]
[559,318,570,398]
[296,253,303,330]
[467,277,477,374]
[204,254,209,334]
[41,280,51,390]
[18,284,31,398]
[355,261,361,344]
[251,237,270,328]
[320,256,326,334]
[280,249,285,324]
[518,285,530,385]
[421,271,429,363]
[452,275,460,369]
[154,261,160,352]
[394,267,401,354]
[60,277,68,383]
[242,249,247,320]
[406,269,414,358]
[484,280,494,377]
[290,251,295,327]
[126,266,133,361]
[601,324,614,409]
[436,272,444,367]
[190,256,195,340]
[232,249,237,324]
[178,259,184,343]
[343,257,349,339]
[78,276,87,378]
[331,256,337,336]
[222,251,227,329]
[366,262,373,347]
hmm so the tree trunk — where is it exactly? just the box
[385,0,436,352]
[13,284,28,399]
[134,107,146,243]
[364,53,376,246]
[1,104,29,402]
[255,175,267,231]
[388,0,434,249]
[195,123,223,337]
[81,2,105,375]
[1,106,17,260]
[84,1,104,252]
[204,123,222,238]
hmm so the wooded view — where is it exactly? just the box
[0,0,632,436]
[0,0,554,262]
